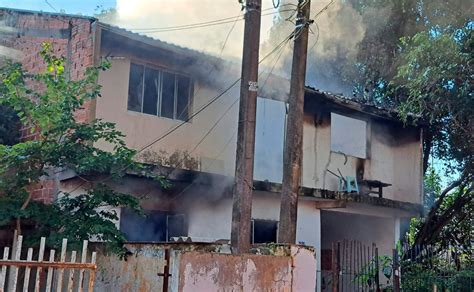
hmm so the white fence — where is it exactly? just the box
[0,234,97,292]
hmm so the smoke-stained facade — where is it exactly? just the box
[1,8,425,291]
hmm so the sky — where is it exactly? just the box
[0,0,116,16]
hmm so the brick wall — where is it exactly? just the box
[0,8,98,202]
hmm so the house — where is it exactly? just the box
[0,7,424,290]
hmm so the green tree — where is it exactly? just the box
[0,105,20,146]
[0,44,161,256]
[393,22,473,248]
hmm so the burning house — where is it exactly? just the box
[1,7,424,290]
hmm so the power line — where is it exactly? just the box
[95,32,294,184]
[128,9,294,33]
[44,0,58,12]
[129,5,293,31]
[169,39,291,202]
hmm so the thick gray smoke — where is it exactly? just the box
[102,0,374,96]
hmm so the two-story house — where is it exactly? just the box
[1,7,424,290]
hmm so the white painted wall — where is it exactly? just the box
[97,58,422,205]
[185,192,320,248]
[321,210,396,257]
[302,113,422,204]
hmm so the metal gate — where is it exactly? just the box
[331,240,382,292]
[0,234,97,292]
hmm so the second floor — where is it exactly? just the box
[0,8,424,206]
[94,24,423,205]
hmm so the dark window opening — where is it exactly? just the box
[127,62,193,121]
[177,75,191,121]
[120,208,187,242]
[161,72,176,119]
[143,67,160,115]
[251,219,278,244]
[127,63,144,112]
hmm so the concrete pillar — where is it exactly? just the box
[394,217,401,246]
[295,204,321,292]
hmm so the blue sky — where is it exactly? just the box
[0,0,116,16]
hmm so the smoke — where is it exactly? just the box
[108,0,284,59]
[102,0,374,96]
[0,21,21,61]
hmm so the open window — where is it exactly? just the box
[251,219,278,244]
[127,63,193,121]
[330,113,368,159]
[120,208,187,242]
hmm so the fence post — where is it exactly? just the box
[393,249,400,292]
[374,246,380,292]
[332,242,339,292]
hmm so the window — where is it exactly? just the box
[120,208,187,242]
[251,219,278,244]
[127,63,193,121]
[330,113,368,159]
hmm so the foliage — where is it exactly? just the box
[0,105,20,146]
[0,43,163,256]
[400,261,474,291]
[354,0,474,253]
[354,255,393,290]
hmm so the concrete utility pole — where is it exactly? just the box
[278,0,312,243]
[230,0,262,254]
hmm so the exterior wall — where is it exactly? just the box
[185,192,321,248]
[320,210,396,257]
[96,40,422,205]
[96,58,239,176]
[302,112,422,204]
[95,243,316,292]
[0,9,98,203]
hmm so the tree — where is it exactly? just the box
[0,44,161,256]
[0,105,20,146]
[392,22,473,249]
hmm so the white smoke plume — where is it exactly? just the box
[102,0,373,96]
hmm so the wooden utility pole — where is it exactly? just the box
[278,0,311,243]
[230,0,262,254]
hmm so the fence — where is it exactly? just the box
[330,240,383,292]
[395,244,474,292]
[0,234,97,292]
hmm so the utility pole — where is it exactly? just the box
[278,0,312,244]
[230,0,262,254]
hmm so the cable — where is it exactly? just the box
[273,0,281,9]
[128,10,294,33]
[168,34,292,202]
[94,32,294,185]
[163,14,293,179]
[129,6,294,31]
[44,0,58,12]
[313,0,335,19]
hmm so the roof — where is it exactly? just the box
[1,7,418,124]
[0,6,96,21]
[305,86,423,125]
[98,22,217,62]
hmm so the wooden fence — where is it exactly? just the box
[0,234,97,292]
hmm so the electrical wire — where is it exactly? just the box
[44,0,58,12]
[273,0,281,9]
[93,32,294,185]
[128,9,294,33]
[129,5,294,31]
[168,36,292,202]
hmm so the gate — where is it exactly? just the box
[0,234,97,292]
[330,240,382,292]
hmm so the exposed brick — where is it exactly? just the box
[0,8,97,203]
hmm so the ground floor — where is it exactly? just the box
[59,171,418,291]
